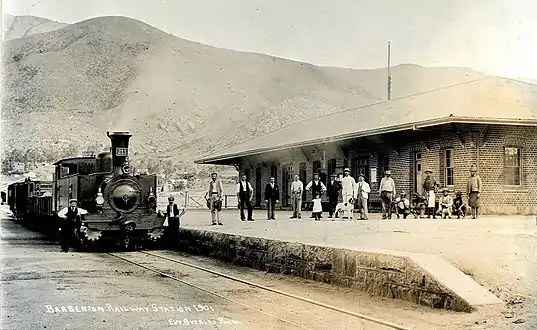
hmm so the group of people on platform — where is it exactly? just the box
[203,164,483,225]
[396,164,483,220]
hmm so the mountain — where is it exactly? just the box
[1,15,489,176]
[2,13,68,41]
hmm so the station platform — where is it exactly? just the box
[176,209,536,314]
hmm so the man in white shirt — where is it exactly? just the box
[379,170,396,219]
[236,173,254,221]
[57,199,88,252]
[340,168,357,204]
[356,174,371,220]
[206,172,223,225]
[306,173,326,218]
[290,174,303,219]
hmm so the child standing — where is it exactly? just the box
[312,194,323,221]
[439,188,453,219]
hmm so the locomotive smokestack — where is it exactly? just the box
[107,131,132,174]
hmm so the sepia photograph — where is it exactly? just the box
[1,0,536,329]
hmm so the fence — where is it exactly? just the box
[157,193,240,210]
[157,192,384,212]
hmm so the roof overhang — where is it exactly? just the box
[195,116,537,164]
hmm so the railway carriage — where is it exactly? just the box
[7,131,168,250]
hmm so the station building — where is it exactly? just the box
[196,77,537,215]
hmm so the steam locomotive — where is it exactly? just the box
[7,131,166,250]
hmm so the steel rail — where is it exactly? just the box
[106,252,308,330]
[142,251,410,330]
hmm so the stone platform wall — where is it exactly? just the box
[176,228,477,312]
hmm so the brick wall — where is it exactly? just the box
[238,124,537,215]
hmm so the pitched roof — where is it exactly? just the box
[196,76,537,164]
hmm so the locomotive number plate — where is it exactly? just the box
[115,147,128,156]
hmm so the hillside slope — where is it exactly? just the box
[1,15,488,174]
[2,14,68,41]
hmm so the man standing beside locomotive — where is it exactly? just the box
[237,173,254,221]
[57,199,88,252]
[206,172,224,226]
[264,177,279,220]
[290,174,303,219]
[379,170,396,219]
[166,196,185,248]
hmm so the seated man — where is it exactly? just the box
[438,188,453,219]
[394,191,411,219]
[410,193,426,218]
[452,191,468,219]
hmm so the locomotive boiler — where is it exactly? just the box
[7,131,167,250]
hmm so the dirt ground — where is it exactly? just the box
[179,209,537,329]
[0,214,405,330]
[2,204,536,329]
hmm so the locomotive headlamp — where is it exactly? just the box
[95,187,105,205]
[148,187,156,202]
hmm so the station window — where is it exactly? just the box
[504,147,521,186]
[444,148,454,186]
[327,159,336,176]
[312,160,321,175]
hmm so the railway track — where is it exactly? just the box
[107,251,410,330]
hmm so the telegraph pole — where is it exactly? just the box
[387,41,392,100]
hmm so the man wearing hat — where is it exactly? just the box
[57,199,88,252]
[237,173,254,221]
[290,174,303,219]
[356,174,371,220]
[422,170,438,219]
[326,173,341,218]
[379,170,396,219]
[467,165,483,219]
[394,191,411,219]
[166,196,184,248]
[306,173,327,218]
[206,172,224,225]
[340,168,357,209]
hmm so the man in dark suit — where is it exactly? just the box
[264,177,279,220]
[326,173,341,218]
[166,196,184,249]
[237,173,254,221]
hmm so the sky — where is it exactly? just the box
[3,0,537,81]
